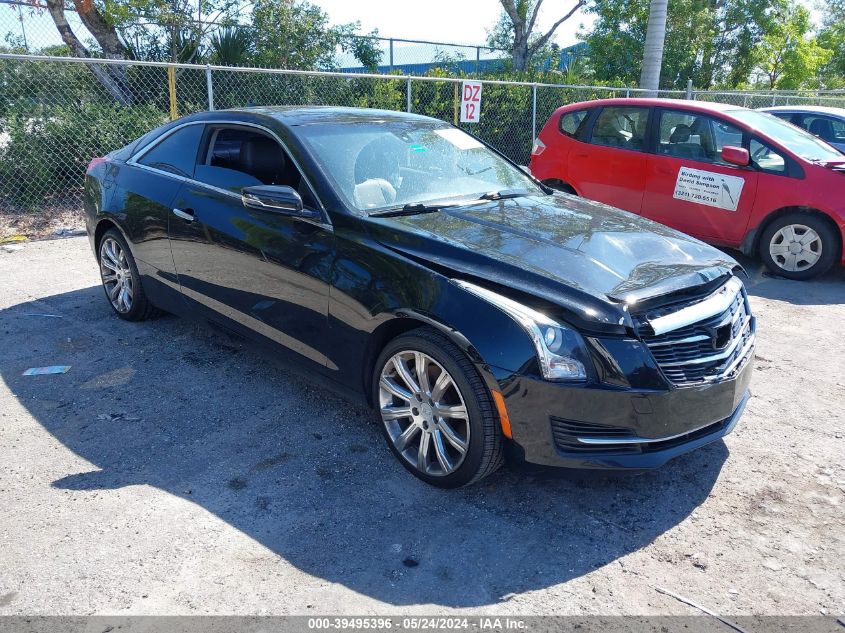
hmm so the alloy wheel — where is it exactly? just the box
[768,224,822,273]
[379,350,470,477]
[99,237,134,313]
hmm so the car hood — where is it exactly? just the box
[364,193,739,332]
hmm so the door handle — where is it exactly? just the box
[172,208,195,222]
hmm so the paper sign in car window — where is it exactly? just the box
[434,128,483,151]
[672,167,745,212]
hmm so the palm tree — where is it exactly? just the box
[639,0,669,95]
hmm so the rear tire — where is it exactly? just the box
[759,213,838,280]
[373,327,504,488]
[98,229,161,321]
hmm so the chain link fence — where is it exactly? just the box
[2,53,845,216]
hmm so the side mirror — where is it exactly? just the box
[721,146,750,167]
[241,185,319,218]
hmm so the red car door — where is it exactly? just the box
[641,108,758,244]
[567,105,651,214]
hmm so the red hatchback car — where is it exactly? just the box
[529,98,845,279]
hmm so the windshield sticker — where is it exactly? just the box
[434,128,483,151]
[409,143,427,152]
[672,166,745,211]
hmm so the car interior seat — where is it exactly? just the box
[667,123,707,160]
[808,118,836,142]
[624,115,645,150]
[592,115,627,147]
[689,118,715,159]
[353,137,399,209]
[239,137,296,187]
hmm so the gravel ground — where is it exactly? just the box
[0,205,84,242]
[0,236,843,617]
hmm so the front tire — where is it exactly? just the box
[98,229,160,321]
[759,213,839,280]
[373,327,504,488]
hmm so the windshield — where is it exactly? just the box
[296,119,543,214]
[727,110,843,162]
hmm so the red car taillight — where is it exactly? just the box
[531,137,546,156]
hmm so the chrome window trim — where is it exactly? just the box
[648,276,744,335]
[127,118,330,226]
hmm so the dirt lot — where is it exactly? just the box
[0,236,843,617]
[0,206,84,242]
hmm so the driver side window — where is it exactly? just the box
[657,110,743,165]
[194,126,319,208]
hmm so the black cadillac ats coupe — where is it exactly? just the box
[84,106,755,488]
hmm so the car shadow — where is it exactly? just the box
[721,248,845,306]
[1,286,729,608]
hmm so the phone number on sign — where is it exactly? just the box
[307,617,471,630]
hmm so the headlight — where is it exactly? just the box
[454,280,588,381]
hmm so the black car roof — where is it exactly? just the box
[188,106,438,126]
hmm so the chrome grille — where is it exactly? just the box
[640,279,756,387]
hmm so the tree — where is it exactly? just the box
[42,0,133,103]
[37,0,240,101]
[107,0,242,63]
[250,0,380,70]
[583,0,788,89]
[488,0,585,71]
[752,3,832,89]
[208,26,253,66]
[817,0,845,86]
[639,0,667,92]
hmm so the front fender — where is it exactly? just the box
[382,280,539,394]
[326,227,540,401]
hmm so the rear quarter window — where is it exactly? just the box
[136,124,204,177]
[559,109,589,138]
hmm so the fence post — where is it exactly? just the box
[531,84,537,143]
[205,64,214,111]
[476,47,480,78]
[453,83,459,125]
[389,39,394,72]
[686,78,693,100]
[167,65,178,120]
[772,90,777,106]
[407,78,412,113]
[626,88,630,98]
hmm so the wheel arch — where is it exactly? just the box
[93,217,125,258]
[742,206,843,258]
[361,312,504,408]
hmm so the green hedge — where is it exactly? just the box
[0,60,623,211]
[0,102,166,209]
